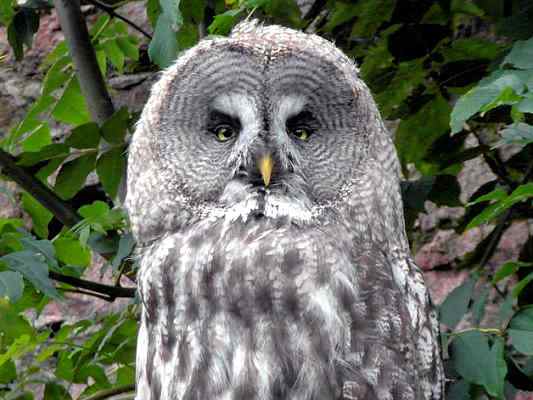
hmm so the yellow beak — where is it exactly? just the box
[258,154,273,187]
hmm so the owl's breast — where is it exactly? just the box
[137,217,361,399]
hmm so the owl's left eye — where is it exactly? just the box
[290,127,311,141]
[213,125,236,142]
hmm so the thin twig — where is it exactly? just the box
[84,0,152,39]
[78,384,135,400]
[58,287,114,301]
[50,271,135,299]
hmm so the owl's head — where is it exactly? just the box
[126,22,404,246]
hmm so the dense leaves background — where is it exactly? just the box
[0,0,532,399]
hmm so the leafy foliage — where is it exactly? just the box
[0,0,532,398]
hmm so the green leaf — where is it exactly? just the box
[450,70,528,134]
[149,13,179,68]
[484,338,507,398]
[9,95,55,146]
[324,2,359,31]
[478,86,523,114]
[0,0,15,26]
[7,8,39,60]
[0,334,37,368]
[0,360,17,384]
[79,201,110,220]
[21,193,53,238]
[359,35,395,82]
[54,153,97,200]
[21,123,52,152]
[396,94,452,166]
[17,143,70,167]
[0,299,33,346]
[451,332,507,398]
[116,365,135,385]
[76,363,111,387]
[471,287,489,326]
[55,351,74,381]
[512,272,533,298]
[499,294,515,325]
[65,123,101,149]
[208,9,242,35]
[51,77,91,126]
[147,0,161,27]
[509,329,533,355]
[350,0,395,39]
[466,183,533,229]
[0,251,61,300]
[96,146,126,200]
[111,233,134,270]
[375,59,426,118]
[439,277,475,329]
[503,37,533,69]
[54,236,91,267]
[96,49,107,76]
[516,95,533,113]
[44,382,71,400]
[160,0,183,31]
[441,38,503,62]
[467,188,507,206]
[493,261,533,284]
[177,22,199,49]
[451,0,484,16]
[102,39,125,73]
[101,107,129,144]
[509,307,533,355]
[0,271,24,303]
[495,123,533,147]
[42,56,71,96]
[116,37,139,61]
[19,237,57,268]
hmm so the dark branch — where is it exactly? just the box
[50,271,135,299]
[84,0,152,40]
[54,0,115,125]
[0,149,81,227]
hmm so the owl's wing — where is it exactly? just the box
[341,250,443,400]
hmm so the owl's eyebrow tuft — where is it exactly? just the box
[207,110,241,130]
[286,110,315,128]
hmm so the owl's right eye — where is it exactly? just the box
[213,125,236,142]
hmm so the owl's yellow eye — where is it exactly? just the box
[291,127,310,141]
[214,125,235,142]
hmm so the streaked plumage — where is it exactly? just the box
[126,21,444,400]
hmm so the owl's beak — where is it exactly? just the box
[258,154,273,187]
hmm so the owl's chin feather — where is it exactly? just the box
[212,177,316,224]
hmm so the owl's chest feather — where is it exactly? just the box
[138,218,364,399]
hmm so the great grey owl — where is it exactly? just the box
[125,21,444,400]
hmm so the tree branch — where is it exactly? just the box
[50,271,135,299]
[84,0,152,39]
[0,149,81,227]
[78,384,136,400]
[53,0,115,125]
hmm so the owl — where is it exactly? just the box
[125,21,444,400]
